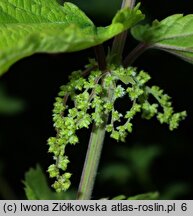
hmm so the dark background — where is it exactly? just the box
[0,0,193,199]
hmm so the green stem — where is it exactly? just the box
[111,0,137,64]
[76,119,108,200]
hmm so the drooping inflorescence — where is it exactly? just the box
[47,60,186,192]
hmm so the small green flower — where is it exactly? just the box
[52,177,71,192]
[125,104,141,119]
[47,137,57,146]
[91,96,103,108]
[106,124,113,132]
[77,113,91,129]
[169,111,187,130]
[58,156,70,171]
[103,74,114,88]
[92,112,103,126]
[53,116,64,128]
[137,70,151,85]
[95,84,103,95]
[104,102,113,113]
[58,91,66,97]
[142,102,158,119]
[127,86,144,100]
[125,122,133,133]
[69,135,79,145]
[112,110,122,121]
[157,107,173,124]
[117,125,127,142]
[114,85,126,99]
[110,130,120,141]
[68,108,78,118]
[63,172,72,179]
[48,164,59,178]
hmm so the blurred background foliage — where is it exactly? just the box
[0,84,24,115]
[0,0,193,199]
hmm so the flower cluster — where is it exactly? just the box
[47,64,109,192]
[48,62,186,192]
[105,66,186,142]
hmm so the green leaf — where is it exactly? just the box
[127,191,159,200]
[112,195,126,200]
[111,192,159,200]
[23,165,75,200]
[0,1,144,76]
[131,14,193,64]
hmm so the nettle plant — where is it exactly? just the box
[0,0,192,199]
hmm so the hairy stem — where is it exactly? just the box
[77,119,108,200]
[123,42,148,67]
[111,0,137,64]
